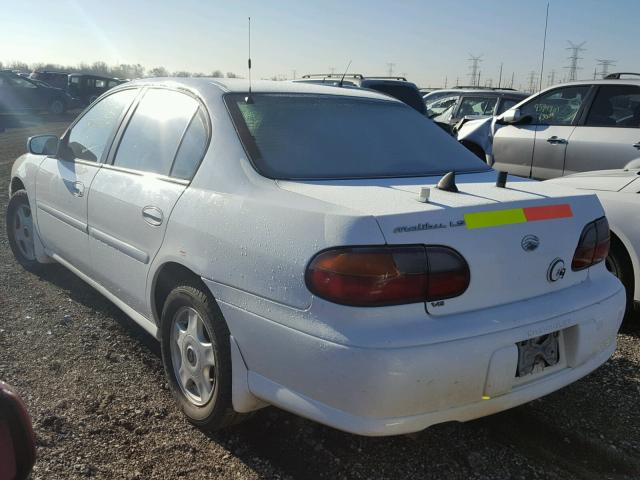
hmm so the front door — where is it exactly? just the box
[519,85,591,179]
[34,88,138,272]
[87,88,204,318]
[492,124,536,177]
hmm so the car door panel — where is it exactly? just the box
[564,127,640,174]
[530,125,576,179]
[87,168,186,317]
[492,124,536,177]
[35,158,100,271]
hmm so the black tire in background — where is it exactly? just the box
[606,239,635,320]
[6,190,43,272]
[48,98,65,115]
[160,280,245,430]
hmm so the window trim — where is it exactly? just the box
[58,86,141,164]
[519,85,595,127]
[580,84,640,129]
[105,85,211,181]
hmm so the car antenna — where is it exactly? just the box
[338,60,352,87]
[245,16,254,104]
[436,171,459,192]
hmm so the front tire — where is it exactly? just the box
[6,190,43,272]
[160,281,243,430]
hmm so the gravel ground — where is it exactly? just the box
[0,114,639,480]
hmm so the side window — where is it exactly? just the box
[171,108,208,180]
[585,85,640,127]
[66,89,137,162]
[520,86,590,125]
[70,77,80,85]
[113,89,198,175]
[498,98,520,114]
[95,79,106,88]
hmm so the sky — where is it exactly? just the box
[1,0,638,89]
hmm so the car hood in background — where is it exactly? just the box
[547,169,640,192]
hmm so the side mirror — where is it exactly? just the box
[499,108,533,126]
[0,382,36,480]
[27,135,59,156]
[501,108,521,124]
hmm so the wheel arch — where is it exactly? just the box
[609,228,638,302]
[10,177,26,196]
[151,261,208,327]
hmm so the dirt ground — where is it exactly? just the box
[0,114,639,480]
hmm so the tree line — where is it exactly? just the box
[0,60,239,80]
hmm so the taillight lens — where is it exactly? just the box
[305,245,469,307]
[572,216,610,271]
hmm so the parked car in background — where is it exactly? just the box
[546,168,640,318]
[299,74,427,114]
[67,73,125,105]
[0,70,73,114]
[429,89,529,129]
[29,70,70,90]
[0,381,36,480]
[457,73,640,178]
[7,78,624,436]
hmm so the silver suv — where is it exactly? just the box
[458,73,640,179]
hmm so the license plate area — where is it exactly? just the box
[516,331,560,377]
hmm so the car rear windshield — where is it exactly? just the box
[225,93,489,180]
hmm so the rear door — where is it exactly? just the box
[86,88,209,317]
[564,84,640,174]
[34,88,138,272]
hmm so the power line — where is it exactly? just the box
[565,41,586,81]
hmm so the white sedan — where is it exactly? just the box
[547,169,640,318]
[7,79,625,436]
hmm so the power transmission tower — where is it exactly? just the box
[444,76,448,88]
[546,69,556,87]
[292,69,297,80]
[595,58,616,78]
[329,67,336,75]
[510,72,515,89]
[386,62,396,77]
[497,63,503,88]
[467,54,482,86]
[527,71,537,93]
[565,41,586,81]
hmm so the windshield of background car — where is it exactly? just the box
[427,95,459,117]
[225,93,489,180]
[456,96,498,117]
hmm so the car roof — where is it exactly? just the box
[126,77,407,103]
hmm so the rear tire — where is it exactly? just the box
[605,241,634,320]
[160,280,245,430]
[6,191,44,272]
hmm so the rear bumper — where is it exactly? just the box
[208,276,625,436]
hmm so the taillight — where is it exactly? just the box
[305,245,469,307]
[572,217,610,271]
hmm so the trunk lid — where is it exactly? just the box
[279,171,603,316]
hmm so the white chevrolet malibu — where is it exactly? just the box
[7,79,625,436]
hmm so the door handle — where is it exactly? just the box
[71,181,84,197]
[546,136,567,144]
[142,206,163,226]
[633,142,640,150]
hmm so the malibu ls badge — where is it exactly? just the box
[521,234,540,252]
